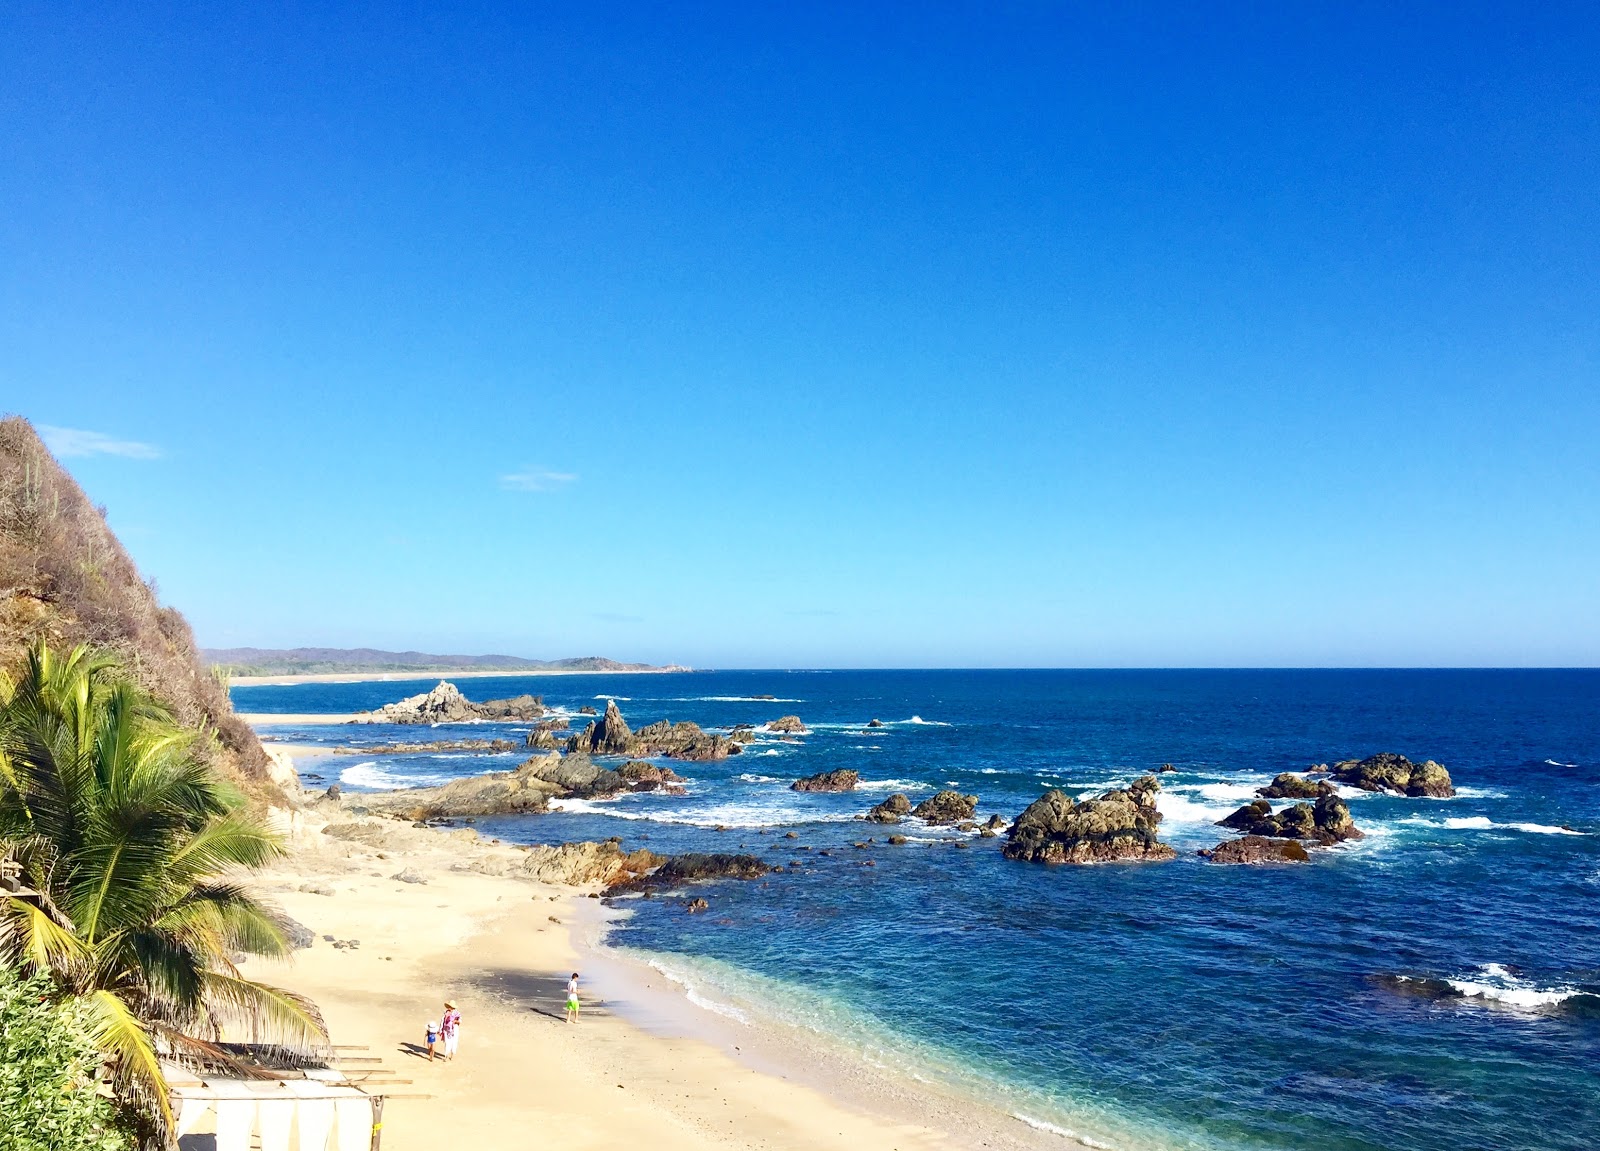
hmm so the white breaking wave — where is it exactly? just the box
[755,749,785,757]
[338,761,465,790]
[855,778,932,792]
[1153,792,1236,828]
[736,773,784,783]
[1197,782,1263,803]
[1445,964,1587,1009]
[1398,816,1583,836]
[905,716,951,726]
[663,696,805,703]
[1012,1114,1117,1149]
[1544,759,1579,768]
[593,694,631,700]
[548,796,858,829]
[643,958,752,1022]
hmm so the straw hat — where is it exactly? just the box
[444,1000,456,1008]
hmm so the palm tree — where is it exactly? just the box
[0,642,327,1142]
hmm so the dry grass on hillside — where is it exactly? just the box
[0,416,269,784]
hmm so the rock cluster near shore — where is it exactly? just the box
[565,699,744,761]
[865,793,913,823]
[334,738,519,756]
[340,751,688,820]
[1199,836,1312,864]
[1003,776,1176,864]
[607,852,771,892]
[768,715,808,734]
[912,790,979,825]
[1319,753,1454,798]
[349,681,547,725]
[1256,773,1336,799]
[1216,795,1364,845]
[791,769,859,792]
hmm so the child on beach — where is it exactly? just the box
[440,1001,461,1060]
[565,973,581,1023]
[424,1019,438,1061]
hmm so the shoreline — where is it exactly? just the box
[230,667,692,686]
[252,734,1167,1151]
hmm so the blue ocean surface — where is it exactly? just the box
[236,669,1600,1151]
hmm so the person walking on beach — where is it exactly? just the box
[424,1018,439,1061]
[439,1001,461,1060]
[565,972,581,1024]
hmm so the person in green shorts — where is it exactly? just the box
[565,972,581,1023]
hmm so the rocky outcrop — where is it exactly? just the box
[578,705,598,715]
[1003,776,1176,864]
[617,760,686,793]
[608,852,771,891]
[866,793,912,823]
[911,791,978,825]
[335,738,518,755]
[526,729,561,750]
[866,718,884,728]
[566,699,635,755]
[791,769,859,792]
[1256,773,1335,799]
[349,753,568,819]
[1321,753,1454,798]
[350,681,546,725]
[1199,836,1311,864]
[344,744,697,819]
[768,716,808,734]
[1216,795,1363,845]
[565,700,742,761]
[519,841,665,886]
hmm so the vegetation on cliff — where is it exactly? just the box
[0,416,268,788]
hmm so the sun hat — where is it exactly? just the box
[444,1000,456,1008]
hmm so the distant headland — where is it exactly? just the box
[204,646,690,683]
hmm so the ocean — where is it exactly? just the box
[234,669,1600,1151]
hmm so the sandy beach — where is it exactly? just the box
[250,773,1049,1151]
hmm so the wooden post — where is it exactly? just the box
[369,1095,385,1151]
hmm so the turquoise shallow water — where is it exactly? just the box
[238,669,1600,1151]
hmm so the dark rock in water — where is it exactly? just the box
[768,715,808,734]
[866,718,884,728]
[888,834,908,845]
[982,813,1006,831]
[912,790,979,825]
[728,724,757,743]
[567,699,634,756]
[1200,836,1311,864]
[578,705,598,715]
[791,769,859,793]
[685,898,709,914]
[617,760,686,793]
[1157,763,1176,773]
[474,693,546,721]
[1257,772,1335,799]
[610,852,771,891]
[1217,795,1363,845]
[1326,753,1455,798]
[863,793,910,823]
[565,701,741,761]
[1003,775,1177,864]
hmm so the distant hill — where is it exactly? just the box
[0,416,271,785]
[201,647,668,676]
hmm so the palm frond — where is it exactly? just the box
[80,988,171,1132]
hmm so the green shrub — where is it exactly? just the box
[0,966,132,1151]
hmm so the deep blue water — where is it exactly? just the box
[236,670,1600,1151]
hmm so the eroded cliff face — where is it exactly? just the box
[0,416,271,787]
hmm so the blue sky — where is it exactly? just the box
[3,3,1597,667]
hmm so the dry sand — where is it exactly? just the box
[247,814,959,1151]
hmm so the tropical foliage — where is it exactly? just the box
[0,965,132,1151]
[0,641,327,1142]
